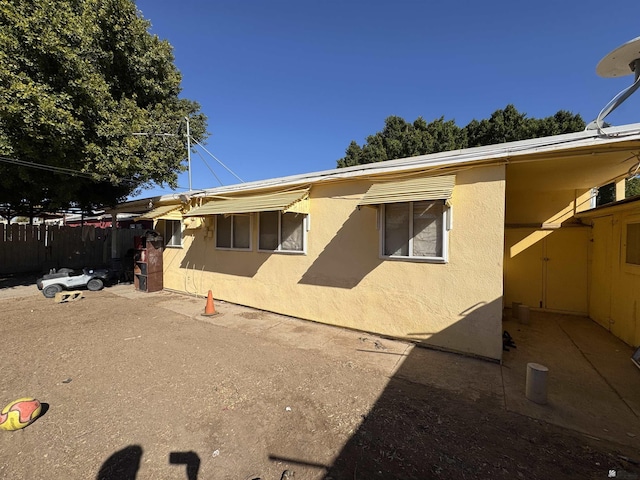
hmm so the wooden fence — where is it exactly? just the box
[0,224,140,275]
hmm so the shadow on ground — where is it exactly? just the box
[97,445,142,480]
[97,446,201,480]
[0,273,38,289]
[320,344,640,480]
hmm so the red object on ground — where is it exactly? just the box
[203,290,216,316]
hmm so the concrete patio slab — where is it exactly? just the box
[502,310,640,449]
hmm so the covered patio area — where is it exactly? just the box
[501,309,640,449]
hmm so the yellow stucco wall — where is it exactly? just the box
[506,188,593,225]
[504,187,593,314]
[587,208,640,347]
[504,226,589,313]
[160,165,506,360]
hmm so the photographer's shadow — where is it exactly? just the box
[96,446,200,480]
[96,445,142,480]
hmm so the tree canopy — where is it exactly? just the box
[0,0,207,218]
[596,177,640,205]
[337,105,585,168]
[338,105,640,202]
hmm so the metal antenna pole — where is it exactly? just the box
[185,116,192,191]
[592,59,640,130]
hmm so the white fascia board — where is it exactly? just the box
[154,122,640,202]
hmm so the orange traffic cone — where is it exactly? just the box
[203,290,217,316]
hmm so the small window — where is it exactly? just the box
[259,211,306,253]
[626,222,640,265]
[382,200,448,261]
[216,214,251,250]
[164,220,182,247]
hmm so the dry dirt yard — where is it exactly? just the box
[0,281,638,480]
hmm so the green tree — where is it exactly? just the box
[595,177,640,206]
[337,115,465,168]
[596,183,616,206]
[627,177,640,198]
[337,105,585,167]
[0,0,207,218]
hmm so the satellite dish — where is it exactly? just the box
[587,35,640,130]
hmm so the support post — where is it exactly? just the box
[615,178,626,201]
[111,212,118,260]
[186,116,192,191]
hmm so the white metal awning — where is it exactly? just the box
[184,189,310,216]
[358,175,455,206]
[136,204,182,221]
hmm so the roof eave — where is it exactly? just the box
[128,122,640,205]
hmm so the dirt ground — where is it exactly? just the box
[0,281,639,479]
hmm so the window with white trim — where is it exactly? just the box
[259,211,306,253]
[381,200,448,261]
[164,219,182,247]
[626,222,640,265]
[216,214,251,250]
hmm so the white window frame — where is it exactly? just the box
[379,200,450,263]
[215,213,252,251]
[258,211,308,254]
[164,219,182,248]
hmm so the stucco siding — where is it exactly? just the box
[162,165,506,360]
[588,208,640,347]
[506,188,593,225]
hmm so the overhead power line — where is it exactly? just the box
[190,138,244,183]
[0,156,137,184]
[194,148,224,186]
[0,156,95,178]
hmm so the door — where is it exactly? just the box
[544,227,589,314]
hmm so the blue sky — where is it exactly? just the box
[132,0,640,199]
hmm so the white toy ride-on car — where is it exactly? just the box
[36,267,112,298]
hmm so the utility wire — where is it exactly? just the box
[131,133,178,137]
[0,156,95,178]
[133,128,243,185]
[191,138,244,183]
[194,148,224,186]
[0,156,138,184]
